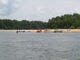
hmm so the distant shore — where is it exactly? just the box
[0,29,80,33]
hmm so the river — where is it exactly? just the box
[0,32,80,60]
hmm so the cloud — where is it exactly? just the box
[0,0,23,16]
[0,0,8,4]
[0,7,8,15]
[0,0,80,21]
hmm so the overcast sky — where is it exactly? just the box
[0,0,80,21]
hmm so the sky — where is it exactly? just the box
[0,0,80,21]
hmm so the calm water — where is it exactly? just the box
[0,32,80,60]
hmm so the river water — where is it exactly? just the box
[0,32,80,60]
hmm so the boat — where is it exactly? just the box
[36,29,42,33]
[54,30,63,33]
[16,30,25,33]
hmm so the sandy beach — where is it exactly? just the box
[0,29,80,33]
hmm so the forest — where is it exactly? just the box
[0,13,80,29]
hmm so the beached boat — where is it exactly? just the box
[36,29,42,33]
[16,30,25,33]
[54,30,63,33]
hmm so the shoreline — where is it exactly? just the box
[0,29,80,33]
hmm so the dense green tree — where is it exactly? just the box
[0,19,46,29]
[47,13,80,29]
[0,13,80,29]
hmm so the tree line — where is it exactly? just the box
[47,13,80,29]
[0,13,80,29]
[0,19,47,29]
